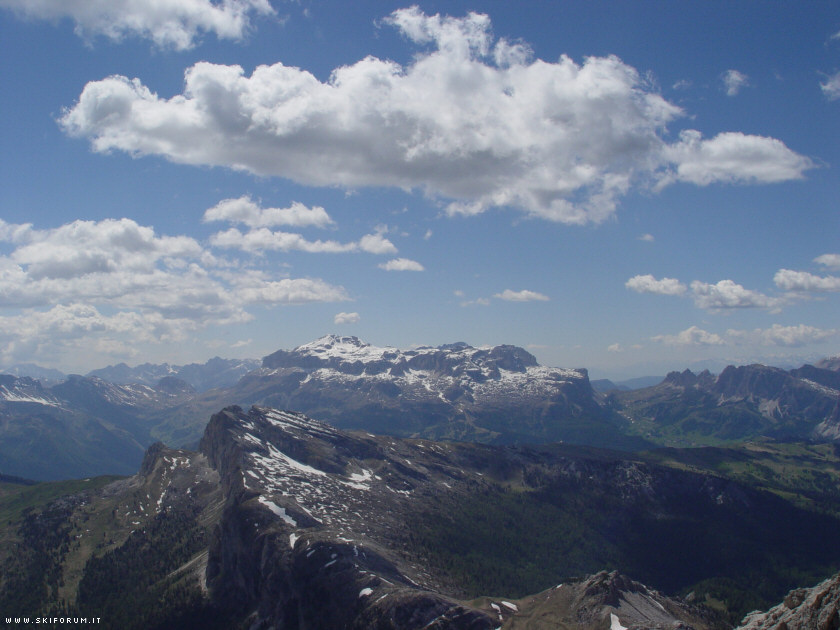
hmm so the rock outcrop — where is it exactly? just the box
[737,572,840,630]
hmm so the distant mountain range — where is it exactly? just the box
[1,336,839,481]
[611,363,840,446]
[4,404,840,628]
[87,356,261,392]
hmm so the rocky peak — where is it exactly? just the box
[0,374,58,405]
[664,369,700,388]
[737,571,840,629]
[155,375,196,395]
[713,364,790,399]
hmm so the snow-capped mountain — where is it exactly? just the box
[0,374,62,407]
[225,334,636,449]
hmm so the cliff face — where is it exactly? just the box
[199,405,498,629]
[232,335,636,450]
[613,363,840,445]
[737,572,840,630]
[193,406,837,629]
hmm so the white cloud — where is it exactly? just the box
[493,289,549,302]
[358,232,398,255]
[0,0,274,50]
[0,218,34,243]
[378,258,425,271]
[607,343,623,353]
[209,227,397,255]
[651,325,725,346]
[659,130,812,188]
[722,69,749,96]
[727,324,838,347]
[334,311,360,324]
[690,279,783,310]
[203,196,334,228]
[459,297,490,307]
[774,269,840,292]
[59,8,812,225]
[625,274,686,296]
[0,218,349,366]
[0,303,199,367]
[229,276,349,305]
[821,71,840,101]
[815,253,840,270]
[638,233,655,242]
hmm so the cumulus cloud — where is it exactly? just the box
[625,274,686,296]
[651,326,725,346]
[208,227,397,255]
[0,218,349,365]
[58,8,812,225]
[642,323,836,350]
[658,130,812,188]
[378,258,424,272]
[204,196,334,228]
[815,253,840,270]
[690,279,783,310]
[0,0,274,50]
[236,277,349,304]
[774,269,840,292]
[628,272,791,311]
[493,289,549,302]
[358,232,399,255]
[727,324,838,347]
[821,71,840,101]
[722,69,749,96]
[334,311,360,324]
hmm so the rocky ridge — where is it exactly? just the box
[229,335,629,449]
[736,572,840,629]
[87,357,261,392]
[8,403,840,628]
[612,363,840,445]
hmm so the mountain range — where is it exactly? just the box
[4,404,840,628]
[611,363,840,446]
[2,335,839,482]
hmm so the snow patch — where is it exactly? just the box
[610,613,628,630]
[258,496,298,527]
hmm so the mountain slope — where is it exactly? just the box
[5,404,840,627]
[612,364,840,446]
[87,357,260,392]
[0,374,196,480]
[177,335,642,451]
[736,571,840,629]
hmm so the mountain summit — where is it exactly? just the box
[231,335,638,449]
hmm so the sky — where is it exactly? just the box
[0,0,838,380]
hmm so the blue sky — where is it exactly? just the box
[0,0,838,379]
